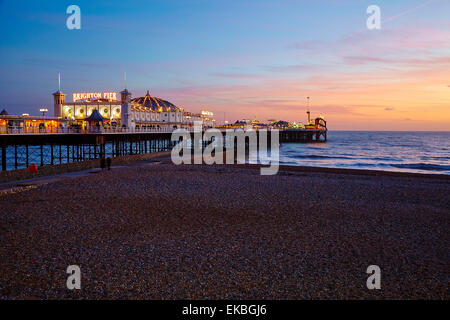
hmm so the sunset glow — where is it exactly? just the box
[0,0,449,130]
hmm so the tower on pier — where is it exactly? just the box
[120,72,133,128]
[53,73,66,118]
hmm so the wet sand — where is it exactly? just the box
[0,160,448,299]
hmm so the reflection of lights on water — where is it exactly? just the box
[309,142,328,147]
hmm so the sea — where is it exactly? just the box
[2,131,449,175]
[273,131,450,175]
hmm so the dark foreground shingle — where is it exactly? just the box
[0,163,448,299]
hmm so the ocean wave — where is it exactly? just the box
[364,157,401,162]
[291,154,354,160]
[334,162,450,172]
[280,159,450,173]
[420,156,450,161]
[389,163,450,171]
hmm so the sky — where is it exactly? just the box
[0,0,449,130]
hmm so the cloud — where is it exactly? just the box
[342,55,450,67]
[210,72,262,79]
[265,64,320,73]
[342,56,392,66]
[383,0,436,24]
[292,27,450,59]
[385,107,394,111]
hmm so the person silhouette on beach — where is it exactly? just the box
[100,157,106,170]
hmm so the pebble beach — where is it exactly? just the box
[0,160,448,299]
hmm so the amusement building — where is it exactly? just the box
[0,79,214,133]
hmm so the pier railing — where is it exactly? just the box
[0,126,326,135]
[0,126,185,135]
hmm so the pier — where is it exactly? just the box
[279,129,327,143]
[0,128,326,171]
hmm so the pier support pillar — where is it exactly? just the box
[50,144,54,165]
[40,145,44,167]
[14,145,18,169]
[1,145,6,171]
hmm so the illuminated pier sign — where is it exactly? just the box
[72,92,117,102]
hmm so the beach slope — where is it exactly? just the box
[0,162,448,299]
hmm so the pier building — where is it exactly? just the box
[0,109,68,134]
[54,86,211,130]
